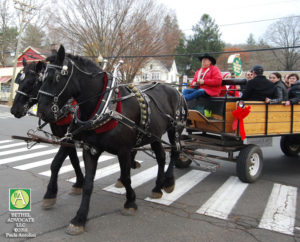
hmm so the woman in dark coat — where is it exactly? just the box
[265,72,288,104]
[285,73,300,105]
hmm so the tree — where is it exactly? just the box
[264,15,300,70]
[48,0,180,82]
[0,0,17,66]
[246,33,256,46]
[175,14,225,76]
[21,23,45,49]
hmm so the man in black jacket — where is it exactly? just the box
[241,65,275,101]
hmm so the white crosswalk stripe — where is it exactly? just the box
[259,184,297,235]
[0,144,46,157]
[197,176,249,219]
[0,112,13,119]
[145,170,210,205]
[0,138,299,237]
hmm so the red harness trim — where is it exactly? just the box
[73,72,122,133]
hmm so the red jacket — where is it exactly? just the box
[190,65,222,96]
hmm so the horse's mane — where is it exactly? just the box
[46,53,102,73]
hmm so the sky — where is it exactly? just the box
[157,0,300,45]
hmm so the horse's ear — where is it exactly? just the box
[56,45,65,65]
[36,61,45,73]
[22,58,27,67]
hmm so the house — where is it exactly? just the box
[0,46,51,102]
[134,58,180,84]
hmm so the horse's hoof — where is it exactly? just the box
[69,187,82,195]
[151,191,163,199]
[121,208,137,216]
[114,179,124,188]
[41,198,56,209]
[135,161,141,169]
[163,184,175,193]
[66,223,84,235]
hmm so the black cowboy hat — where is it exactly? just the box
[198,53,216,65]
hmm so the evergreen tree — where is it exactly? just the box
[21,24,45,49]
[175,14,224,76]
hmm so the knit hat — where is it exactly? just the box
[222,72,231,79]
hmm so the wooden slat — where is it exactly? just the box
[268,105,292,112]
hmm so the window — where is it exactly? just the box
[152,72,160,80]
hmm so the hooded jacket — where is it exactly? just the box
[288,81,300,104]
[269,80,288,104]
[241,75,275,101]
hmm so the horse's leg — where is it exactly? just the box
[118,149,137,215]
[150,141,166,199]
[68,147,84,195]
[42,146,69,209]
[66,149,100,235]
[115,150,140,188]
[162,128,179,193]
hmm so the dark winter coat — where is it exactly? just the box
[241,75,275,101]
[269,80,288,104]
[288,81,300,104]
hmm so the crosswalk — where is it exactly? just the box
[0,139,299,237]
[0,111,13,119]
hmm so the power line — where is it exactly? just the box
[20,45,300,60]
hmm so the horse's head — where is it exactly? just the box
[10,58,45,118]
[37,45,77,122]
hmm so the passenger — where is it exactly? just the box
[284,74,290,88]
[240,71,253,93]
[219,72,239,97]
[265,72,288,104]
[183,53,222,101]
[284,73,300,105]
[241,65,275,101]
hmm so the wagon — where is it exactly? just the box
[175,79,300,183]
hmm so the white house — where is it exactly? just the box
[134,58,180,84]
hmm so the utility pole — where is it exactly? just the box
[8,0,35,106]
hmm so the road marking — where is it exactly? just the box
[0,140,13,144]
[0,145,46,157]
[0,149,58,165]
[68,159,144,183]
[0,142,26,150]
[145,170,210,206]
[14,157,59,170]
[103,165,159,194]
[196,176,248,220]
[39,154,114,176]
[258,184,297,235]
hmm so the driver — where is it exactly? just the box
[183,53,222,101]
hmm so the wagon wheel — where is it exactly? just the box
[280,136,300,157]
[174,153,192,169]
[237,144,263,183]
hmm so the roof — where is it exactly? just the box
[144,57,175,72]
[0,76,11,83]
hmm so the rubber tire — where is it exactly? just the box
[280,136,300,157]
[174,154,192,169]
[237,144,263,183]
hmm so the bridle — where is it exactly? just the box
[38,58,105,120]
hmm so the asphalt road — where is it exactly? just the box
[0,104,299,242]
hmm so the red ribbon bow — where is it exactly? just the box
[232,106,251,140]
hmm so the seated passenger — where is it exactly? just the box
[219,72,239,97]
[265,72,288,104]
[241,65,275,101]
[183,53,222,101]
[284,74,300,105]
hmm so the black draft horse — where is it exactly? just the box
[10,58,84,208]
[37,45,187,235]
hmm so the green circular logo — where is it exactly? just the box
[10,190,30,209]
